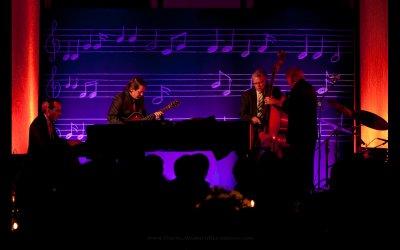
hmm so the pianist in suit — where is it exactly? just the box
[28,99,80,161]
[25,99,80,198]
[107,77,163,124]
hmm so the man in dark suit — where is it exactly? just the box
[24,99,80,234]
[28,98,81,176]
[240,68,282,149]
[282,67,318,199]
[107,77,163,124]
[28,98,85,185]
[28,99,65,159]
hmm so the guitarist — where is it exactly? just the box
[240,68,283,149]
[107,77,163,124]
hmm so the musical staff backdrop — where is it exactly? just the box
[42,8,355,188]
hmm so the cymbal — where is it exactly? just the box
[327,99,388,130]
[327,99,354,117]
[355,110,388,130]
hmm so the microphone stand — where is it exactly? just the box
[316,72,340,190]
[316,92,328,190]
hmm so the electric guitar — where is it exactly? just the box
[125,100,180,121]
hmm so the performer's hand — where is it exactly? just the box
[264,97,280,105]
[154,111,164,120]
[67,139,82,147]
[251,116,261,125]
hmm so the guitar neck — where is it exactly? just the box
[142,105,174,121]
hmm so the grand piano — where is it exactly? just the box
[85,119,250,160]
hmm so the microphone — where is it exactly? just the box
[327,73,341,84]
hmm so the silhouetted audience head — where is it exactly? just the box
[144,154,164,178]
[233,156,257,199]
[173,154,193,180]
[191,153,210,181]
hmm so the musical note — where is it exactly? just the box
[297,35,308,60]
[71,40,80,60]
[77,122,86,140]
[65,123,79,140]
[211,70,232,96]
[331,44,340,63]
[152,85,171,105]
[63,40,80,61]
[317,70,329,94]
[46,66,61,98]
[208,29,219,53]
[83,34,92,50]
[241,40,251,58]
[65,76,79,89]
[258,34,276,53]
[93,33,108,50]
[312,36,324,60]
[146,30,158,50]
[116,26,125,43]
[65,122,85,140]
[79,80,98,98]
[162,32,187,55]
[45,20,60,62]
[65,76,71,88]
[128,26,138,42]
[222,30,234,53]
[62,41,71,61]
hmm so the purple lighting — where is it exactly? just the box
[145,150,238,190]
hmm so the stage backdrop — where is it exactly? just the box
[41,8,355,189]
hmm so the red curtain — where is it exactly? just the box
[360,0,388,149]
[12,0,40,154]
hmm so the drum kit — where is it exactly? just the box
[317,99,388,189]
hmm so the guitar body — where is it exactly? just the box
[127,112,144,121]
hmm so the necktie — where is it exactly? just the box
[257,92,264,118]
[47,120,54,139]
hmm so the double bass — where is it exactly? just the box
[258,50,288,157]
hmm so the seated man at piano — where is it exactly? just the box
[29,99,81,160]
[240,68,283,148]
[25,99,81,199]
[107,77,163,124]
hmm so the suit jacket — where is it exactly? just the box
[240,86,282,124]
[28,113,67,169]
[282,79,317,145]
[107,91,147,124]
